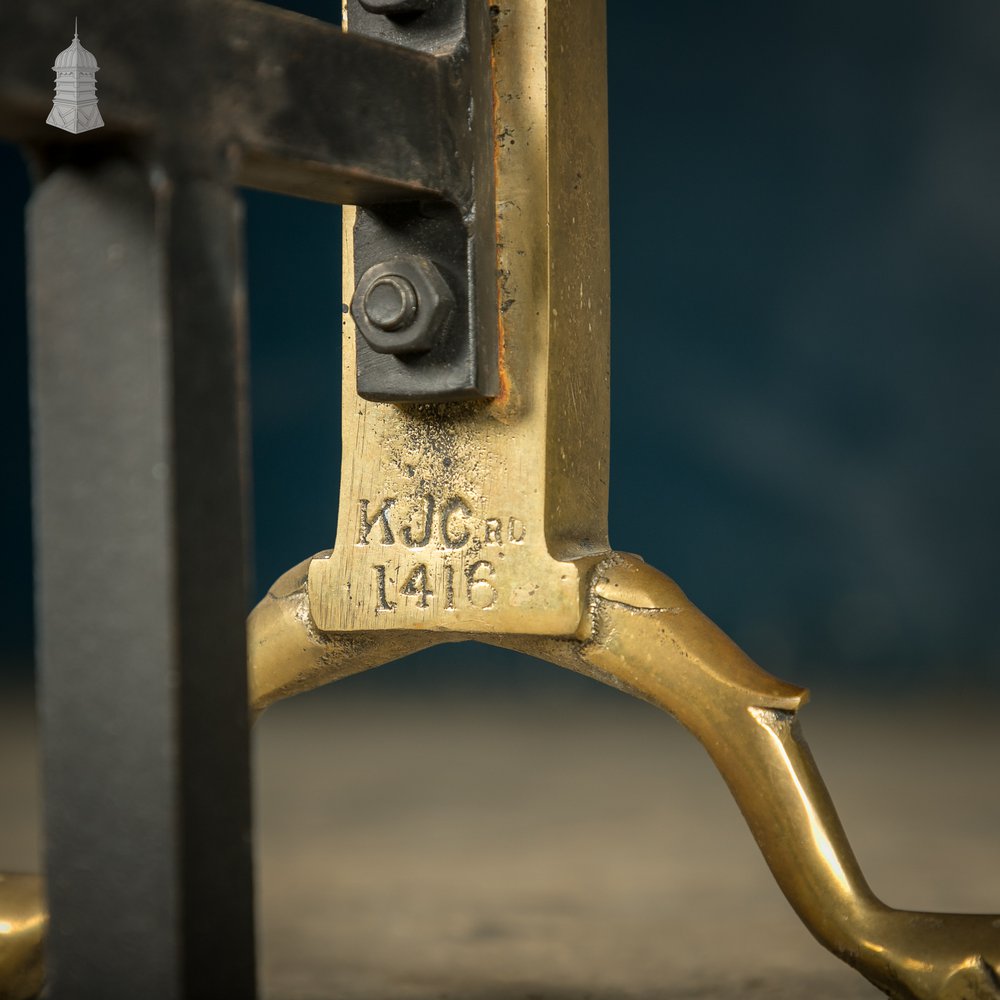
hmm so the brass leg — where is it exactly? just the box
[494,553,1000,1000]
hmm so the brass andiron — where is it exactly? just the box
[2,1,998,998]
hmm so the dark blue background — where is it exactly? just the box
[2,1,1000,693]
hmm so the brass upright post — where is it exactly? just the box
[309,0,611,639]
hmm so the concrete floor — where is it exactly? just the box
[1,675,998,999]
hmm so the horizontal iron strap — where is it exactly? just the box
[0,0,466,205]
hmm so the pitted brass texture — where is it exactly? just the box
[3,1,997,999]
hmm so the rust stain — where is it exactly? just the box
[491,40,512,412]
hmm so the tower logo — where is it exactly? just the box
[46,20,104,134]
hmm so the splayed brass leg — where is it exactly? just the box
[494,553,1000,1000]
[5,551,998,999]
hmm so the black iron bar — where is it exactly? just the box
[28,159,256,1000]
[0,0,462,205]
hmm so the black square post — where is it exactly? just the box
[28,159,256,1000]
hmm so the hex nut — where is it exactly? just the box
[352,256,454,356]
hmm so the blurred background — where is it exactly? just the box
[2,0,1000,697]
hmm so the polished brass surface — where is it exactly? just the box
[0,875,44,1000]
[4,0,997,998]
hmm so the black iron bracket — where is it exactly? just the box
[347,0,499,402]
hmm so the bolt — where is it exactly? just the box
[364,275,418,332]
[358,0,434,15]
[351,256,454,357]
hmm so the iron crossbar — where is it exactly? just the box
[0,1,468,204]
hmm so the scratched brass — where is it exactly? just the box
[308,0,611,635]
